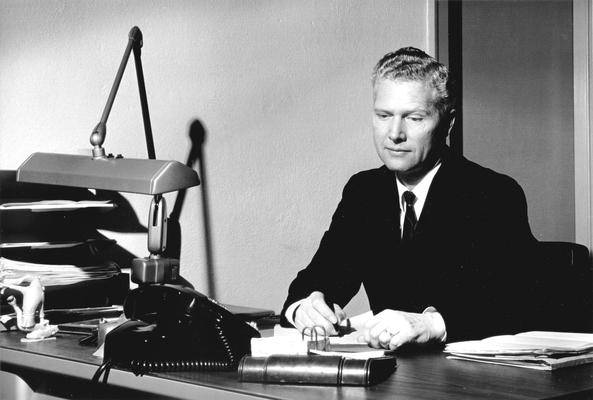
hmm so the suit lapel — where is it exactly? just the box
[375,166,401,242]
[414,151,458,239]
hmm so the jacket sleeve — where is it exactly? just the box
[280,175,366,326]
[440,174,538,341]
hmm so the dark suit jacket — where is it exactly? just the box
[281,148,538,341]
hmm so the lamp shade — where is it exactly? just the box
[17,152,200,195]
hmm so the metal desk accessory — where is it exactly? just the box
[302,325,331,352]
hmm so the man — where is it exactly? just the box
[280,47,537,349]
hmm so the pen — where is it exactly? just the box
[324,297,351,337]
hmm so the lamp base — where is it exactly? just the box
[131,257,179,284]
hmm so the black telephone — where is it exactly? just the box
[93,283,260,381]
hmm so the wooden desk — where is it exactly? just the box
[1,330,593,400]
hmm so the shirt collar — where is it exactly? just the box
[395,161,442,218]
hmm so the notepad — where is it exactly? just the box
[251,320,390,360]
[445,331,593,370]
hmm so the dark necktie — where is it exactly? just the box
[402,191,417,242]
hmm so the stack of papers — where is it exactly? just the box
[445,331,593,370]
[0,200,117,249]
[0,257,120,286]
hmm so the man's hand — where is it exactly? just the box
[294,291,347,336]
[362,309,446,350]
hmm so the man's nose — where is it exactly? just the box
[387,118,405,141]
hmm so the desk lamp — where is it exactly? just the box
[16,26,200,285]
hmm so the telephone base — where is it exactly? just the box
[96,284,261,381]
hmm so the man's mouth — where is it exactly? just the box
[386,147,410,153]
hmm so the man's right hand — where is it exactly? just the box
[293,291,347,336]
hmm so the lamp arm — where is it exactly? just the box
[90,26,144,159]
[132,33,156,160]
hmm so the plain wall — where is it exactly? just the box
[0,0,431,314]
[461,0,574,242]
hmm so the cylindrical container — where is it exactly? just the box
[238,354,396,386]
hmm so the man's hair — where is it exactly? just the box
[372,47,455,116]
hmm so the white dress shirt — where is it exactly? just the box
[396,161,442,236]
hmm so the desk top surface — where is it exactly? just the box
[2,330,593,400]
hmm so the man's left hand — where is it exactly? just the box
[362,309,446,350]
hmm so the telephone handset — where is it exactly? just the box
[93,283,260,381]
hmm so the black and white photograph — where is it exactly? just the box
[1,1,592,399]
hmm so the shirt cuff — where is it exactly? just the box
[422,306,447,342]
[285,299,306,327]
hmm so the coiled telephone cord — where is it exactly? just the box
[92,317,237,383]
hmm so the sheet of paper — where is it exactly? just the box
[0,200,114,212]
[0,241,85,249]
[0,238,115,250]
[263,312,391,359]
[272,311,373,341]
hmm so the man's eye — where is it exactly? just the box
[375,113,390,119]
[407,115,424,122]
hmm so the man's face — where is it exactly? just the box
[372,79,448,184]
